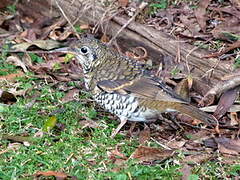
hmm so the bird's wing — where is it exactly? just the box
[96,76,187,103]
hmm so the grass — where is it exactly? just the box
[0,61,240,179]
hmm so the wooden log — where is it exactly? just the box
[16,0,231,82]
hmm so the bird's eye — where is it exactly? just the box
[80,46,89,54]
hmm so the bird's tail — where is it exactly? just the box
[170,102,217,126]
[140,100,217,126]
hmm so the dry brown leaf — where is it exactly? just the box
[108,146,128,172]
[200,105,240,113]
[175,78,190,101]
[204,137,240,155]
[211,25,240,41]
[194,0,211,32]
[61,89,80,103]
[182,153,212,164]
[230,112,239,126]
[130,146,174,162]
[29,57,65,73]
[0,71,25,81]
[80,24,90,30]
[213,87,239,119]
[11,40,60,51]
[219,144,238,155]
[19,29,37,41]
[167,140,186,149]
[178,14,202,38]
[49,27,74,41]
[0,0,11,9]
[118,0,129,7]
[79,120,99,129]
[139,124,150,145]
[230,0,240,7]
[217,138,240,155]
[100,34,110,43]
[109,147,128,160]
[34,171,68,179]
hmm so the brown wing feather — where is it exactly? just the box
[97,76,186,103]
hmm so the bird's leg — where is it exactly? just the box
[110,117,127,138]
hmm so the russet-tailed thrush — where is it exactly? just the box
[55,36,217,137]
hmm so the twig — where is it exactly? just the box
[107,2,148,45]
[54,0,80,39]
[203,40,240,58]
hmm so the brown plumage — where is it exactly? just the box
[55,36,217,137]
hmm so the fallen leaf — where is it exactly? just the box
[230,112,239,126]
[61,89,80,103]
[80,24,90,30]
[179,14,201,37]
[118,0,129,7]
[219,144,238,155]
[100,34,110,43]
[204,137,240,155]
[34,171,69,179]
[11,40,60,51]
[29,57,65,73]
[0,71,25,81]
[49,27,74,41]
[194,0,211,32]
[200,105,240,113]
[167,140,186,149]
[43,116,57,132]
[0,0,11,9]
[139,124,150,145]
[130,146,174,162]
[230,0,240,7]
[211,25,240,41]
[109,146,128,160]
[175,78,190,101]
[108,146,128,172]
[182,153,212,164]
[79,120,99,129]
[213,87,239,119]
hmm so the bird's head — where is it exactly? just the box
[53,36,106,73]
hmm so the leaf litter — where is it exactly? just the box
[0,0,240,178]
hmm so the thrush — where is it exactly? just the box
[55,36,217,137]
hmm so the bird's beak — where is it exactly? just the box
[49,47,77,55]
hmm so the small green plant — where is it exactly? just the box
[170,67,181,76]
[0,44,10,61]
[74,25,86,33]
[6,4,16,14]
[234,55,240,69]
[229,164,240,177]
[53,62,62,71]
[149,0,168,14]
[29,53,44,63]
[0,63,17,76]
